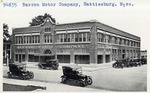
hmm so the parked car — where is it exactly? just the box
[38,59,59,70]
[7,63,34,80]
[112,60,124,68]
[140,58,147,65]
[113,58,142,68]
[128,59,141,67]
[61,65,93,87]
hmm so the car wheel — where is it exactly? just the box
[79,81,86,87]
[21,76,27,80]
[7,72,12,78]
[29,72,34,79]
[61,76,67,83]
[87,77,93,85]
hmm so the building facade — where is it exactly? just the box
[3,40,11,65]
[141,50,147,59]
[11,17,140,64]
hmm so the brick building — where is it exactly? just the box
[11,17,140,64]
[141,50,147,59]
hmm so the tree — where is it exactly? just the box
[3,23,10,42]
[3,23,11,65]
[29,13,56,26]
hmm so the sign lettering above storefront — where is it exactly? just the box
[97,44,118,49]
[56,45,89,48]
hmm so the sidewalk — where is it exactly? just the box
[26,61,114,71]
[3,78,105,91]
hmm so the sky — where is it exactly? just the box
[1,0,150,50]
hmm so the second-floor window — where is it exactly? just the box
[44,34,52,43]
[56,32,91,43]
[15,35,40,44]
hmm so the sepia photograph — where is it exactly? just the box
[1,0,149,92]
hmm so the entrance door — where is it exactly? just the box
[97,55,103,64]
[57,55,70,63]
[106,55,110,63]
[75,55,90,64]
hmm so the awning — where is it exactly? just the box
[33,54,55,56]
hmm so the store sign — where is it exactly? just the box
[16,46,40,49]
[41,45,53,48]
[97,44,114,49]
[16,44,89,49]
[56,45,88,48]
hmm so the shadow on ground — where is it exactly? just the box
[3,83,46,91]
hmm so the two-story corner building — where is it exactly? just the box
[11,17,141,64]
[141,50,147,59]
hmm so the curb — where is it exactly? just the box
[26,63,113,72]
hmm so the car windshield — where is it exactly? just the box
[18,65,26,71]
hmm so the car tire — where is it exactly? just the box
[87,77,93,85]
[21,75,27,80]
[61,76,67,83]
[7,72,12,78]
[79,81,86,87]
[29,72,34,79]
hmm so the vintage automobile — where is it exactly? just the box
[140,58,147,65]
[112,60,124,68]
[61,65,93,87]
[7,63,34,80]
[128,58,142,67]
[38,59,59,70]
[113,58,142,68]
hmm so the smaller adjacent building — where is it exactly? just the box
[141,50,147,59]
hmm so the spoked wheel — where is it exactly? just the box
[21,75,27,80]
[87,77,93,85]
[79,79,87,87]
[7,72,12,78]
[29,72,34,79]
[61,76,67,83]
